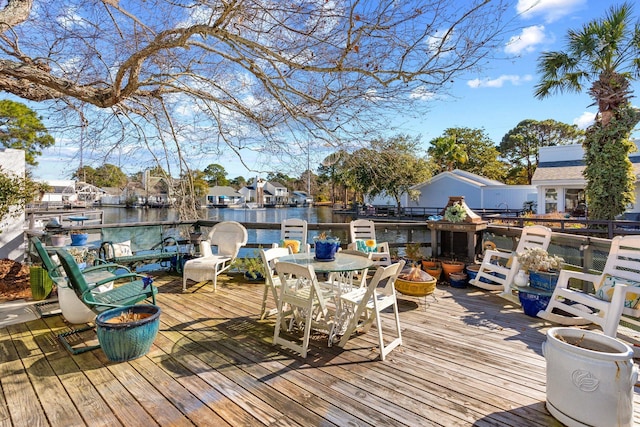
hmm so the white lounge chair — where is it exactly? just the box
[469,225,552,301]
[538,235,640,337]
[182,221,248,291]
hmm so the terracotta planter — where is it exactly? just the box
[421,259,442,281]
[441,260,465,281]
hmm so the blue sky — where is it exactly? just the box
[32,0,634,181]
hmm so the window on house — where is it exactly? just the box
[545,188,558,213]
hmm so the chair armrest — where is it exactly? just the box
[93,272,146,288]
[376,242,390,253]
[556,269,601,288]
[83,263,131,274]
[483,249,513,260]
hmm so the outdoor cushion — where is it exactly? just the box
[281,239,301,254]
[355,239,378,253]
[113,241,133,257]
[595,274,640,309]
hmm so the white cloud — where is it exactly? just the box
[505,25,546,55]
[517,0,586,23]
[574,111,596,129]
[410,86,436,101]
[467,74,533,89]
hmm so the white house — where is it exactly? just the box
[0,148,26,261]
[406,169,537,212]
[206,186,243,206]
[532,142,640,218]
[239,178,289,206]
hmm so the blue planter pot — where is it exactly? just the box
[518,286,552,317]
[314,240,340,261]
[70,233,88,246]
[96,304,161,362]
[529,270,559,292]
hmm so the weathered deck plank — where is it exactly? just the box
[0,272,638,426]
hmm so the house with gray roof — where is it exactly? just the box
[532,142,640,218]
[406,169,536,212]
[206,186,243,207]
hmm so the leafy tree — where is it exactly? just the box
[0,100,54,167]
[348,135,431,212]
[203,164,229,186]
[0,1,509,221]
[427,132,468,173]
[229,176,247,189]
[500,120,584,184]
[534,3,640,220]
[72,166,97,184]
[427,127,507,180]
[0,166,41,230]
[93,164,128,188]
[73,164,128,188]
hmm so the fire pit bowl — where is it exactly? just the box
[394,277,437,297]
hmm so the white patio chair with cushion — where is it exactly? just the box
[347,219,391,267]
[338,260,405,361]
[182,221,248,291]
[538,235,640,337]
[273,218,310,253]
[259,246,293,320]
[469,225,552,301]
[273,261,334,358]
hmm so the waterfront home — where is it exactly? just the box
[239,178,289,206]
[205,185,243,207]
[532,142,640,218]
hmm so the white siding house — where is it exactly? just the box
[532,142,640,218]
[407,170,536,212]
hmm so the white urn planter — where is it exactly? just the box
[543,327,637,427]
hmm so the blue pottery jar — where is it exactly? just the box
[314,240,340,261]
[70,233,88,246]
[96,304,161,362]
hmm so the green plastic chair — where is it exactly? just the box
[56,249,157,311]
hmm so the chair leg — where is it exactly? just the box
[378,301,402,361]
[260,284,269,320]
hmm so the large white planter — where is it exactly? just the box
[543,327,637,427]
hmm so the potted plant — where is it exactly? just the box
[404,242,423,265]
[233,252,265,280]
[516,248,564,291]
[95,304,161,362]
[441,258,465,281]
[313,231,340,261]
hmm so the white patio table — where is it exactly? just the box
[278,252,375,344]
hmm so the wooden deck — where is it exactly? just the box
[1,273,639,427]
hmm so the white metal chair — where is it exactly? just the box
[469,225,552,301]
[338,260,405,361]
[182,221,248,291]
[273,218,310,253]
[259,246,293,320]
[348,219,391,267]
[538,235,640,337]
[273,261,334,358]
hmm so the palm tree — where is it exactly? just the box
[534,2,640,220]
[427,132,468,172]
